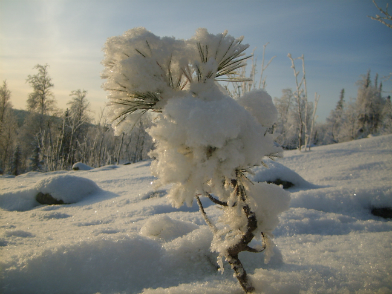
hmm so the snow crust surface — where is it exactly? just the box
[1,135,391,293]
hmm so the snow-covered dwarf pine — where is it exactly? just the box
[102,27,290,293]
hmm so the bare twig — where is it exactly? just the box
[258,42,276,90]
[196,195,217,233]
[368,0,392,29]
[206,193,228,206]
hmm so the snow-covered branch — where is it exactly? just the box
[369,0,392,29]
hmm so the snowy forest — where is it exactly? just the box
[0,62,391,176]
[0,65,153,175]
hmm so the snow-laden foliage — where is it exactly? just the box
[235,89,277,128]
[102,27,288,292]
[148,89,278,208]
[102,28,251,134]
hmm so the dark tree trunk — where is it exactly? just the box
[226,254,255,293]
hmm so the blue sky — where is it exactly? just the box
[1,0,391,122]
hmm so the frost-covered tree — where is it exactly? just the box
[381,95,392,133]
[23,64,57,171]
[102,27,290,293]
[356,71,384,137]
[0,111,18,173]
[339,98,361,141]
[273,87,317,150]
[369,0,392,29]
[0,81,18,173]
[368,1,392,81]
[11,145,22,176]
[68,90,91,125]
[325,89,345,143]
[287,54,319,151]
[26,64,56,127]
[64,89,92,164]
[274,89,296,148]
[0,80,12,134]
[29,143,43,171]
[116,115,152,164]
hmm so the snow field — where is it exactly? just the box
[1,135,392,293]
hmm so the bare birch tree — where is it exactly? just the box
[287,54,319,151]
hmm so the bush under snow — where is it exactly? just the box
[101,27,289,292]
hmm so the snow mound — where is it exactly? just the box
[0,175,101,211]
[249,159,315,189]
[72,162,93,170]
[93,165,120,171]
[35,175,101,203]
[140,215,199,241]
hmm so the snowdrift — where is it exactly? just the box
[249,158,316,189]
[0,174,101,211]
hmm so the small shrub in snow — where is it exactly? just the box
[140,215,199,241]
[102,27,290,293]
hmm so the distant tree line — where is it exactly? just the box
[226,50,391,151]
[0,64,152,176]
[0,64,391,176]
[273,70,391,149]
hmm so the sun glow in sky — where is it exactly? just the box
[0,0,391,122]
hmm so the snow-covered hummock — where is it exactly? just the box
[72,162,93,170]
[0,174,101,211]
[1,134,391,293]
[249,158,316,189]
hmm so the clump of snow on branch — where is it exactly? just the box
[148,90,279,208]
[236,89,278,128]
